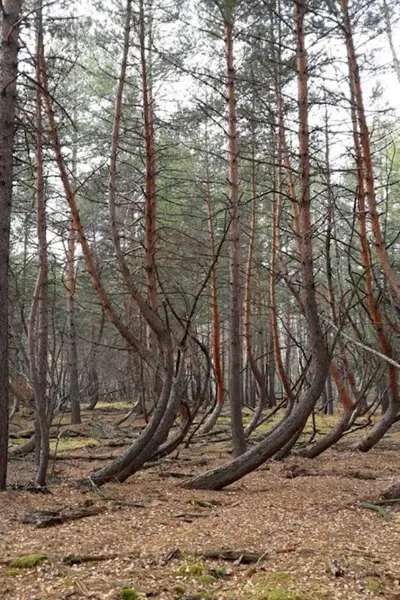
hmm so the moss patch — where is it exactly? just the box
[50,437,99,452]
[196,574,216,585]
[261,591,305,600]
[174,562,205,577]
[365,578,382,593]
[96,401,132,410]
[10,554,47,569]
[3,569,20,577]
[121,588,139,600]
[8,437,28,448]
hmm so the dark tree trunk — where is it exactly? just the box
[0,0,23,490]
[225,9,246,458]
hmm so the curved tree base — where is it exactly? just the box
[244,398,264,438]
[200,400,223,435]
[181,367,329,491]
[9,435,36,457]
[301,411,352,459]
[355,402,398,452]
[274,425,303,460]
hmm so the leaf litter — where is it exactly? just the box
[1,431,400,600]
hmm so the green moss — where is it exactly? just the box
[10,554,46,569]
[16,429,35,438]
[4,569,20,577]
[261,590,305,600]
[174,563,205,577]
[121,588,138,600]
[197,574,216,585]
[217,416,231,425]
[50,437,99,452]
[366,578,382,593]
[352,471,377,481]
[269,572,291,584]
[174,585,186,596]
[8,437,27,448]
[83,498,95,507]
[188,498,214,509]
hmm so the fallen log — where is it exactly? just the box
[22,505,106,528]
[63,554,118,565]
[195,549,267,564]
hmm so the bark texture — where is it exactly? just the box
[0,0,24,490]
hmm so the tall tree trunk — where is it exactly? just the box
[343,21,400,450]
[139,0,157,326]
[182,0,330,490]
[244,106,268,436]
[200,133,224,434]
[66,41,81,424]
[225,8,246,457]
[41,0,181,486]
[28,0,50,487]
[66,219,80,424]
[341,0,400,304]
[0,0,23,490]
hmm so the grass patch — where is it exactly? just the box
[121,588,138,600]
[95,401,132,410]
[196,574,216,585]
[10,554,47,569]
[261,591,305,600]
[4,569,20,577]
[50,437,99,452]
[366,578,382,593]
[174,562,205,577]
[8,437,28,448]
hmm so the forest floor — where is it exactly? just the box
[1,405,400,600]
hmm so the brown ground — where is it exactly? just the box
[2,410,400,600]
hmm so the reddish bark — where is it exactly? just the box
[343,40,400,449]
[341,0,400,304]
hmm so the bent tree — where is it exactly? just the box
[182,0,330,490]
[0,0,24,490]
[41,0,187,487]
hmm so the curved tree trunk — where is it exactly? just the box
[149,402,192,462]
[201,400,223,435]
[10,435,36,458]
[341,0,400,305]
[115,352,186,482]
[41,0,181,488]
[89,340,175,486]
[342,3,400,451]
[274,425,304,461]
[356,400,399,451]
[181,1,330,490]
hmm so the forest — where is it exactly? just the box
[0,0,400,598]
